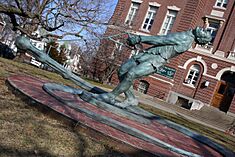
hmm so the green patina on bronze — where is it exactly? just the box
[97,27,211,107]
[14,28,235,157]
[15,27,211,108]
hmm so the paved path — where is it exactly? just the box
[97,85,235,133]
[134,91,235,133]
[7,75,235,157]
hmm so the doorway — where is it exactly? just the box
[212,71,235,112]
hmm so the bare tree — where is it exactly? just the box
[90,31,131,83]
[0,15,18,47]
[87,23,136,83]
[0,0,114,41]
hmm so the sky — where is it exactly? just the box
[56,0,119,50]
[110,0,118,13]
[59,0,118,41]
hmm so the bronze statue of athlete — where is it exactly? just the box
[98,27,212,107]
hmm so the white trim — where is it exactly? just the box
[131,30,151,36]
[125,1,140,26]
[203,74,217,79]
[149,2,161,7]
[141,5,158,32]
[204,15,225,22]
[179,65,215,79]
[182,83,196,88]
[149,75,174,86]
[211,63,218,69]
[159,10,178,35]
[178,56,208,75]
[213,6,227,10]
[178,64,217,80]
[131,0,143,3]
[189,47,235,64]
[185,64,201,86]
[210,10,224,18]
[167,5,181,11]
[214,0,228,9]
[216,66,235,80]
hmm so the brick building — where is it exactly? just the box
[100,0,235,116]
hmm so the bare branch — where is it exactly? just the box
[14,0,23,11]
[39,0,50,14]
[43,22,64,32]
[0,0,115,41]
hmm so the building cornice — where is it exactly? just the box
[189,48,235,65]
[131,0,143,3]
[149,2,161,7]
[167,5,181,11]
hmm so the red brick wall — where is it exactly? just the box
[216,1,235,54]
[229,96,235,114]
[133,75,173,100]
[176,0,207,31]
[194,76,218,104]
[173,51,235,104]
[101,0,235,114]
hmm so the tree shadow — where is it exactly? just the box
[0,144,57,157]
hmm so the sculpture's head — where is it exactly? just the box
[193,27,212,45]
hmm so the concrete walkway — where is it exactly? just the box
[98,85,235,133]
[134,91,235,133]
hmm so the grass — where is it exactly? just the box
[140,104,235,151]
[0,57,127,157]
[0,57,235,156]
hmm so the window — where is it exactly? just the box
[160,10,177,35]
[125,2,140,26]
[206,20,220,45]
[142,6,158,31]
[215,0,228,8]
[185,65,201,86]
[138,80,149,94]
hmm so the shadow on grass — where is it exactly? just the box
[0,145,56,157]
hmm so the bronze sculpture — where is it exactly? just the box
[14,28,235,157]
[15,27,211,108]
[96,27,212,107]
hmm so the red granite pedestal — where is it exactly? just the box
[7,75,230,157]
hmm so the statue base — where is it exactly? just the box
[7,75,233,157]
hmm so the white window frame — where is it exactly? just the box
[203,19,220,50]
[125,2,140,26]
[160,10,177,35]
[142,6,158,31]
[185,65,200,87]
[215,0,228,8]
[207,23,219,45]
